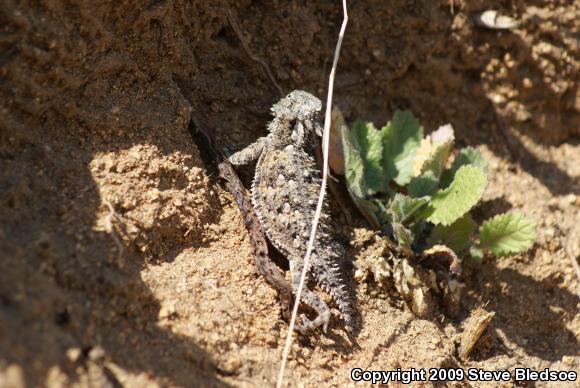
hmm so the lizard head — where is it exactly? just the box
[271,90,323,145]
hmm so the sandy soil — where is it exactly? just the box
[0,1,578,387]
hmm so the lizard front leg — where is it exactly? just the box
[228,136,269,166]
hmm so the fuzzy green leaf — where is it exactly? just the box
[389,193,429,225]
[350,121,385,194]
[393,222,414,247]
[425,165,487,226]
[414,124,455,179]
[342,124,366,198]
[441,147,488,188]
[409,170,439,197]
[387,194,428,247]
[428,214,477,254]
[479,213,537,257]
[380,111,424,186]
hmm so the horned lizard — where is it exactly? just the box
[228,90,354,333]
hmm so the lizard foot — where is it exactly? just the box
[293,288,330,334]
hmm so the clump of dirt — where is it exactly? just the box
[90,142,219,261]
[1,0,578,386]
[353,230,440,318]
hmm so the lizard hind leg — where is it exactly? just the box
[290,260,331,333]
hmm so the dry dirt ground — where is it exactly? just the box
[1,1,579,387]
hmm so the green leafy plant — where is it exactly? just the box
[340,110,536,269]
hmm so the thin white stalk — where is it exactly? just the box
[276,1,348,387]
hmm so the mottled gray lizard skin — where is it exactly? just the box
[229,90,354,333]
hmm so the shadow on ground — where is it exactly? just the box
[0,127,228,386]
[465,265,578,362]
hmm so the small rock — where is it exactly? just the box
[88,346,106,361]
[66,347,82,363]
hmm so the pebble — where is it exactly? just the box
[66,347,82,363]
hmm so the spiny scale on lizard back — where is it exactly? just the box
[253,147,327,260]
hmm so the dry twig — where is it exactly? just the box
[459,305,495,360]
